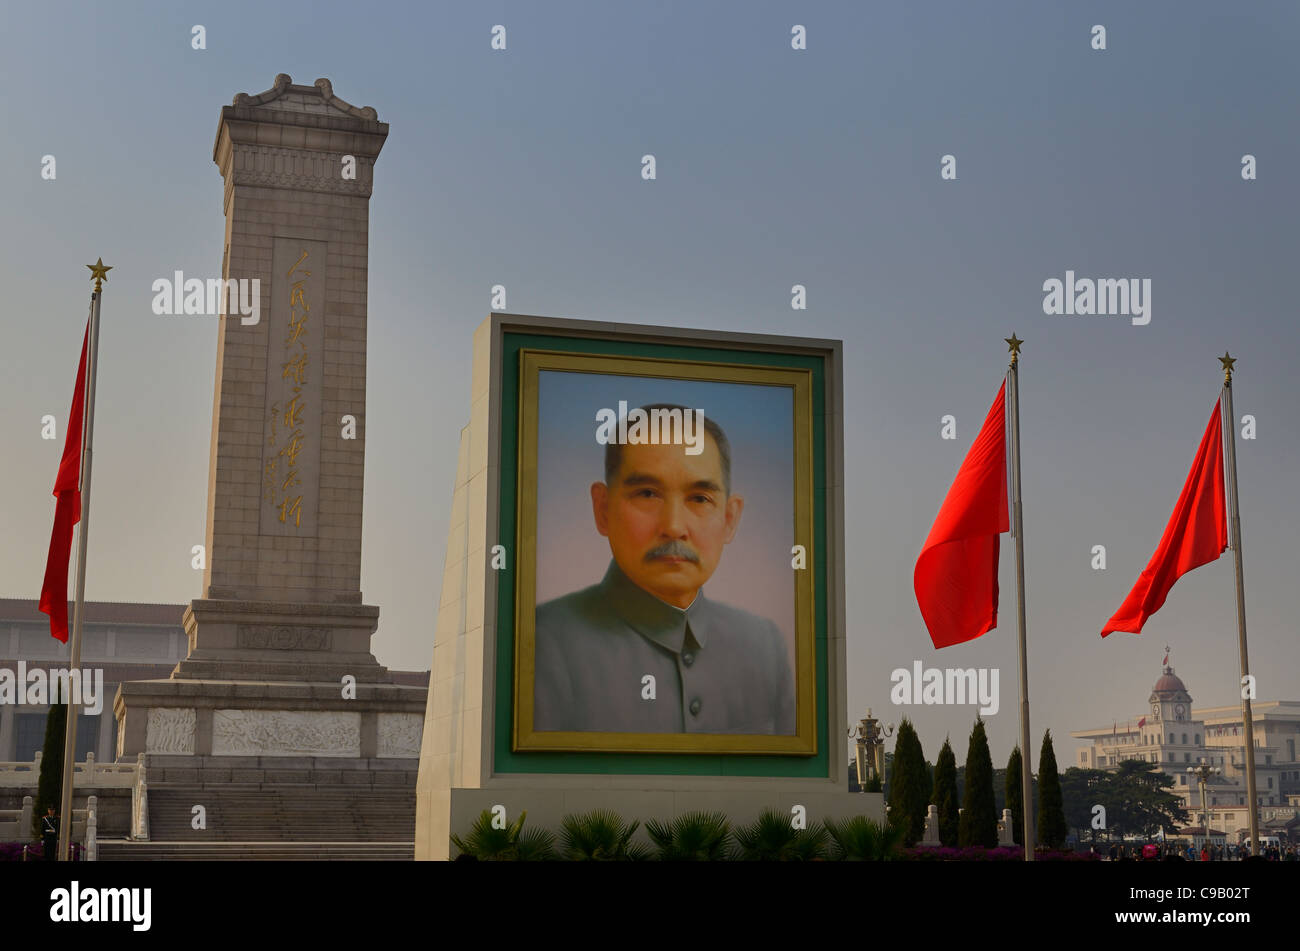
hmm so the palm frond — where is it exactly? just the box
[451,808,551,861]
[515,825,557,861]
[824,814,905,861]
[559,809,644,861]
[733,808,829,861]
[647,811,731,861]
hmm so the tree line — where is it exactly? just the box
[877,719,1189,849]
[881,718,1068,849]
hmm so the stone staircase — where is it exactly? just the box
[95,785,416,860]
[97,840,412,861]
[149,785,414,841]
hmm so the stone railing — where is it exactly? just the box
[1,751,138,853]
[0,794,97,859]
[0,795,34,841]
[131,752,149,841]
[0,751,139,789]
[86,796,98,861]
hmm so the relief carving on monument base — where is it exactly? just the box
[377,712,423,758]
[236,625,333,651]
[211,709,360,757]
[146,708,197,755]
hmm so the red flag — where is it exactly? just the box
[38,322,90,642]
[915,381,1009,648]
[1138,716,1147,728]
[1162,652,1169,665]
[1101,400,1228,637]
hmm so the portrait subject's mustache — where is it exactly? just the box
[644,541,699,563]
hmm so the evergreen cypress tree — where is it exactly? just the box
[1005,746,1024,847]
[1038,730,1068,849]
[958,718,997,848]
[885,719,928,846]
[33,680,68,841]
[932,738,959,846]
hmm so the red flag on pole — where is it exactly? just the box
[914,381,1009,649]
[38,322,89,642]
[1101,400,1228,637]
[1138,717,1146,728]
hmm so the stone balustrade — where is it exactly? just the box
[0,793,97,859]
[0,751,139,789]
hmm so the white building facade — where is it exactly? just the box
[1072,661,1300,843]
[0,599,187,766]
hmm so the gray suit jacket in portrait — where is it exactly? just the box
[533,561,795,735]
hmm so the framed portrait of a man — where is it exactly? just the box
[511,348,818,755]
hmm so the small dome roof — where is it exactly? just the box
[1153,671,1187,694]
[1150,665,1191,701]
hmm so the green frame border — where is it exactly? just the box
[493,331,830,777]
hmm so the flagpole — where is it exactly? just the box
[1005,334,1035,860]
[57,259,109,862]
[1219,353,1259,856]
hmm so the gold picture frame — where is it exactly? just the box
[512,348,817,754]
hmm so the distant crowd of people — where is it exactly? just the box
[1093,840,1296,861]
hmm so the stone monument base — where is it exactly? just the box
[172,600,390,683]
[115,678,426,761]
[114,678,426,849]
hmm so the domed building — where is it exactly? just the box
[1071,654,1300,846]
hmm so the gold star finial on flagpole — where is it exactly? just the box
[1005,333,1023,366]
[86,258,112,292]
[1219,351,1236,384]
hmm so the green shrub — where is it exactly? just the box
[731,808,828,861]
[823,815,905,861]
[1038,730,1068,850]
[1006,746,1024,847]
[644,811,730,861]
[450,808,555,861]
[559,809,647,861]
[958,718,998,848]
[33,680,68,840]
[933,738,960,847]
[886,718,930,846]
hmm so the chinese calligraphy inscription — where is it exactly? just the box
[260,237,326,535]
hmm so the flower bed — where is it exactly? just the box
[0,841,84,862]
[903,846,1100,861]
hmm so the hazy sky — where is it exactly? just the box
[2,1,1297,772]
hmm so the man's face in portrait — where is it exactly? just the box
[591,431,744,609]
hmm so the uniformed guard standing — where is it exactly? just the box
[41,807,59,862]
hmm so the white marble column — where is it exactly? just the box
[95,696,114,764]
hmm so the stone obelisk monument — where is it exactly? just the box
[116,76,424,788]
